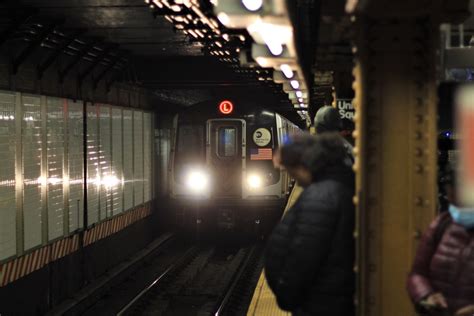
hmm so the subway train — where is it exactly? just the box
[169,99,300,231]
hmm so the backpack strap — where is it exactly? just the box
[433,212,452,246]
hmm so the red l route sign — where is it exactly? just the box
[219,100,234,115]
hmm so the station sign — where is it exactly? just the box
[456,84,474,206]
[336,99,355,120]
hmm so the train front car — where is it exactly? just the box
[170,99,296,233]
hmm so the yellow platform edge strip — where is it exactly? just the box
[246,184,302,316]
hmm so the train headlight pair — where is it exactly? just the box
[186,170,209,193]
[247,174,263,189]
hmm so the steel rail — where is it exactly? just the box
[116,246,198,316]
[214,245,260,316]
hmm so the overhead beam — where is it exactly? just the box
[12,21,63,74]
[78,44,118,86]
[37,29,86,79]
[59,39,99,83]
[93,52,127,89]
[0,9,38,47]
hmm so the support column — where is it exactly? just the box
[353,17,438,316]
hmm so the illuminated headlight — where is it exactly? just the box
[247,174,263,189]
[186,170,209,193]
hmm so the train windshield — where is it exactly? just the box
[217,127,237,157]
[176,125,204,162]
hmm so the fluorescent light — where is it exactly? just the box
[298,98,303,102]
[217,13,230,26]
[248,20,289,56]
[170,4,181,12]
[280,64,294,78]
[195,30,205,38]
[296,91,303,98]
[101,175,120,188]
[188,29,199,38]
[290,80,300,89]
[242,0,263,11]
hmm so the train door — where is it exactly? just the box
[207,119,245,198]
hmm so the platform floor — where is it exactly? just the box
[247,184,302,316]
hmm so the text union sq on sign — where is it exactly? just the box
[337,99,354,120]
[456,84,474,207]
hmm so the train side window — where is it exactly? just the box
[218,127,236,157]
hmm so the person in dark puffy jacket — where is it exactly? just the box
[314,105,354,166]
[407,164,474,316]
[265,132,355,316]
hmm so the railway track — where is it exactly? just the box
[117,244,263,316]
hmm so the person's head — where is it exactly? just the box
[314,106,342,134]
[275,132,348,187]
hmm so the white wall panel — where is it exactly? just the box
[99,105,112,220]
[22,95,43,250]
[86,105,99,226]
[68,100,83,232]
[143,113,152,202]
[111,108,123,215]
[133,111,144,206]
[123,110,133,211]
[0,92,17,260]
[46,97,65,241]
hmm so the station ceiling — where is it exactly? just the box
[0,0,352,123]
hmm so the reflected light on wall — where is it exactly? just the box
[0,115,15,121]
[0,180,15,187]
[100,175,121,188]
[37,176,62,186]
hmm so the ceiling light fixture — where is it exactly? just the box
[170,4,181,12]
[248,20,285,56]
[280,64,293,78]
[290,80,300,89]
[242,0,263,11]
[296,91,303,98]
[217,13,231,26]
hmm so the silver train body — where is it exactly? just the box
[169,100,299,230]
